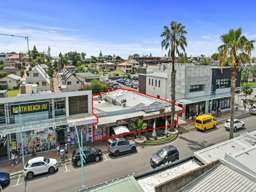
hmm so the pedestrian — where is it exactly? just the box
[10,151,15,167]
[56,144,60,156]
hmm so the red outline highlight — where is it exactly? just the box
[90,88,184,142]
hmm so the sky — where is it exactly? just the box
[0,0,256,58]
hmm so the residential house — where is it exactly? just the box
[26,65,51,92]
[96,62,116,71]
[118,59,139,73]
[59,70,99,92]
[0,74,21,89]
[139,63,241,119]
[7,53,24,69]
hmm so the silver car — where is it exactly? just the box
[108,138,136,156]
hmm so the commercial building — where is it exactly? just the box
[86,131,256,192]
[0,91,96,160]
[0,88,182,160]
[139,64,241,119]
[93,89,182,142]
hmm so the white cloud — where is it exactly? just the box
[201,35,211,40]
[0,25,164,58]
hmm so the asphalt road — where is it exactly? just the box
[6,115,256,192]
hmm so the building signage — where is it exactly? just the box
[11,102,49,114]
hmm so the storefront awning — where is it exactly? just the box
[113,126,130,135]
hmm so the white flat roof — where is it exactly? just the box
[137,159,201,192]
[194,131,256,164]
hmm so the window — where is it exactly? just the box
[67,81,72,85]
[216,79,231,89]
[155,80,157,87]
[152,79,154,86]
[190,84,204,92]
[69,95,88,115]
[32,162,45,167]
[149,78,151,85]
[42,81,47,86]
[33,73,39,77]
[158,80,160,87]
[76,81,80,84]
[118,141,127,146]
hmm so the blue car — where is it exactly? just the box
[0,172,10,188]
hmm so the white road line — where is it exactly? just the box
[103,153,109,161]
[16,174,22,186]
[64,163,70,172]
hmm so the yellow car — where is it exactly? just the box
[195,114,217,131]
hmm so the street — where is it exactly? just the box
[6,115,256,192]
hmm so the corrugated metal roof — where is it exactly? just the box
[182,164,256,192]
[88,176,144,192]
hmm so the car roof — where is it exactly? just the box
[163,145,177,151]
[27,157,44,165]
[196,114,214,121]
[108,138,126,142]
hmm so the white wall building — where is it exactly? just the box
[0,74,21,89]
[26,65,51,92]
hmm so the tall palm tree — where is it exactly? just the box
[161,21,187,127]
[218,28,254,139]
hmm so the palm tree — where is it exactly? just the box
[133,119,147,137]
[218,28,254,139]
[161,21,187,127]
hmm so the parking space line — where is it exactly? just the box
[15,174,23,186]
[103,153,109,161]
[64,163,70,173]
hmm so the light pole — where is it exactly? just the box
[18,105,25,169]
[74,124,86,189]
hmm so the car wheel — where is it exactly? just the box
[48,167,55,174]
[26,172,33,180]
[115,150,120,156]
[131,146,137,152]
[76,160,81,167]
[95,156,100,162]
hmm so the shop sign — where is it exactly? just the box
[11,102,49,114]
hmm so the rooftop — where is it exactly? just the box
[137,158,201,192]
[88,176,144,192]
[180,161,256,192]
[194,131,256,164]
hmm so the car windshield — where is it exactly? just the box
[44,158,50,163]
[157,149,167,159]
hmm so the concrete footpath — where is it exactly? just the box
[179,109,250,133]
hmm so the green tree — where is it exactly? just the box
[241,68,250,83]
[85,80,108,94]
[211,53,219,61]
[218,28,254,139]
[30,45,39,60]
[132,119,147,137]
[161,21,187,126]
[242,84,253,97]
[251,65,256,79]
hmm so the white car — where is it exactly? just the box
[249,106,256,115]
[224,119,245,132]
[24,157,58,179]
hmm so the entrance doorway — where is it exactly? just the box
[56,128,66,145]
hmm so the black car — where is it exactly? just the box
[72,147,102,167]
[0,172,10,188]
[150,145,179,168]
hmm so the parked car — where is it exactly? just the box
[72,147,102,167]
[24,157,58,180]
[249,106,256,115]
[150,145,179,168]
[0,172,10,188]
[224,119,245,132]
[107,138,136,156]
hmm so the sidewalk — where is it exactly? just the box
[0,142,109,177]
[179,109,250,133]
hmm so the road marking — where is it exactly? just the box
[15,174,23,186]
[103,153,109,161]
[64,163,70,173]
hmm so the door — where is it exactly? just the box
[31,161,48,174]
[168,150,177,162]
[117,141,127,152]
